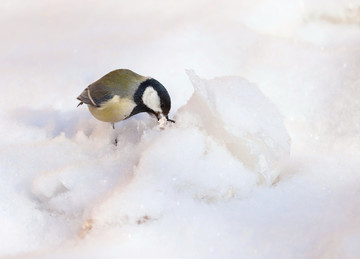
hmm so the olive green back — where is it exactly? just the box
[88,69,148,98]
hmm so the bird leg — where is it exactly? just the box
[112,123,118,146]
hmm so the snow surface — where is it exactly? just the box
[1,0,360,258]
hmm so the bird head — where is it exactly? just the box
[138,78,174,122]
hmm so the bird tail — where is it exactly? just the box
[77,88,99,107]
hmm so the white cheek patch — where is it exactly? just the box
[142,86,161,113]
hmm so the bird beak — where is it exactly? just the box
[166,115,175,123]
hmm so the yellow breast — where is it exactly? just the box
[88,95,136,123]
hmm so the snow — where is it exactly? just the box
[0,0,360,258]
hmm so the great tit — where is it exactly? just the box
[77,69,175,128]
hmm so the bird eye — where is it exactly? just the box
[160,103,165,108]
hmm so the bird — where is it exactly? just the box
[77,69,175,131]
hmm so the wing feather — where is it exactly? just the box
[77,84,113,107]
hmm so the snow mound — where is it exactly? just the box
[179,70,290,184]
[86,70,290,230]
[29,70,290,241]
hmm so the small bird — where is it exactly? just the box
[77,69,175,130]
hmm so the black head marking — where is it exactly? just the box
[132,78,171,118]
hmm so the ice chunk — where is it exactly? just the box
[179,70,291,184]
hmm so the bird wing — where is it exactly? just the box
[77,69,148,107]
[77,84,113,107]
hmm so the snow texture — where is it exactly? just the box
[0,0,360,258]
